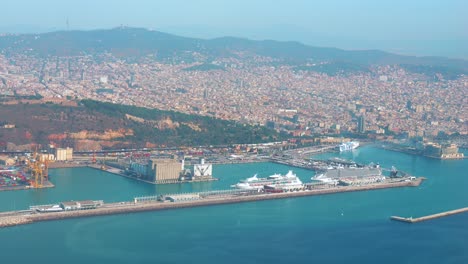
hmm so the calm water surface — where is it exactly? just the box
[0,146,466,264]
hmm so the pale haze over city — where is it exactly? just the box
[1,0,467,58]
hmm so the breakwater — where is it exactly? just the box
[0,177,424,228]
[391,207,468,223]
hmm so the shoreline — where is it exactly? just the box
[0,177,424,228]
[48,162,88,169]
[377,144,466,160]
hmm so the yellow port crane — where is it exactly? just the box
[28,150,50,189]
[31,161,44,188]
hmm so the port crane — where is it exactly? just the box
[91,151,97,164]
[382,166,408,178]
[28,150,50,188]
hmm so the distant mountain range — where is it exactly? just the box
[0,27,467,77]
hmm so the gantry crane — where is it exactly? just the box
[28,150,50,188]
[92,151,97,164]
[31,161,44,188]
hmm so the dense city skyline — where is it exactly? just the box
[1,0,467,59]
[1,29,466,143]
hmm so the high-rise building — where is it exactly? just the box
[358,115,366,133]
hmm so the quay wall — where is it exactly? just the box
[270,160,315,171]
[0,178,424,228]
[0,181,54,192]
[49,162,88,169]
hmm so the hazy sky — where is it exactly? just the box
[1,0,467,59]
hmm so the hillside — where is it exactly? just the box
[0,100,282,151]
[0,27,467,77]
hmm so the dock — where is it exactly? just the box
[390,207,468,223]
[87,164,219,185]
[0,177,425,228]
[0,180,54,192]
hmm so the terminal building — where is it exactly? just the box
[147,159,183,184]
[129,162,148,178]
[423,142,464,159]
[193,159,212,179]
[55,147,73,161]
[180,158,214,181]
[60,200,103,211]
[127,158,215,184]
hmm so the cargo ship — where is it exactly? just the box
[339,141,359,152]
[232,171,302,191]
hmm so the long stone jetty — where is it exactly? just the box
[391,207,468,223]
[0,178,424,228]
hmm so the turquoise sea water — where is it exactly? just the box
[0,146,467,264]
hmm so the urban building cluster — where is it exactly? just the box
[127,157,214,184]
[0,53,466,138]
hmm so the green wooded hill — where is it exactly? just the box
[81,100,281,146]
[0,100,282,149]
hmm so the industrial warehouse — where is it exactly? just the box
[125,157,216,184]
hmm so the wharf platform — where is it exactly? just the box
[0,177,424,228]
[391,207,468,223]
[48,162,87,169]
[270,159,315,171]
[87,164,219,185]
[0,181,54,192]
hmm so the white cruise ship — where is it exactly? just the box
[339,141,360,152]
[312,164,383,186]
[232,171,302,190]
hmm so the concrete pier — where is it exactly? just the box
[0,177,424,228]
[391,207,468,223]
[0,181,55,192]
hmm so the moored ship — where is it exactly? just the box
[339,141,359,152]
[264,178,304,193]
[312,163,384,186]
[232,171,302,190]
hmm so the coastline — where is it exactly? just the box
[377,143,466,160]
